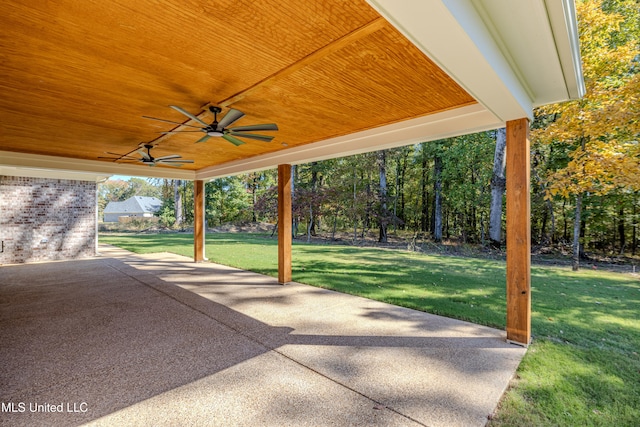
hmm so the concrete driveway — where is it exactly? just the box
[0,245,526,426]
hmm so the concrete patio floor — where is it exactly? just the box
[0,245,527,426]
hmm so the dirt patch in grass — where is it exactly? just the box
[210,221,275,234]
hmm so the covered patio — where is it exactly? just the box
[0,0,584,347]
[1,245,526,426]
[1,0,584,424]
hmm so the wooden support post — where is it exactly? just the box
[506,118,531,345]
[278,164,292,284]
[194,179,205,263]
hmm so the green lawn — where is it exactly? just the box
[100,232,640,426]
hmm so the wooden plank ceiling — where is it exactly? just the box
[0,0,476,172]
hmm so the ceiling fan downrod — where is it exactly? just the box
[207,106,223,137]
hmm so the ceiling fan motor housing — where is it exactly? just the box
[207,106,224,136]
[205,126,224,137]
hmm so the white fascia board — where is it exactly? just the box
[0,151,195,181]
[473,0,566,106]
[545,0,585,100]
[475,0,585,106]
[0,165,111,183]
[367,0,533,121]
[196,104,502,180]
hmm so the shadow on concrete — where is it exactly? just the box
[0,248,526,426]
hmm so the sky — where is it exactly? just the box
[108,175,134,181]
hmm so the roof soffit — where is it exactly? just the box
[474,0,585,106]
[367,0,534,121]
[367,0,585,120]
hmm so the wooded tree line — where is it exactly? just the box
[99,0,639,269]
[195,129,637,258]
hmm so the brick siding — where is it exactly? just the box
[0,176,97,264]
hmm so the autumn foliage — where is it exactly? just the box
[533,0,639,198]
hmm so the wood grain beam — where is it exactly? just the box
[194,179,205,262]
[506,118,531,345]
[278,164,292,284]
[218,17,387,107]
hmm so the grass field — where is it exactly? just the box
[100,232,640,426]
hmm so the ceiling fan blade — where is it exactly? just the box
[158,162,183,167]
[229,132,274,142]
[154,154,182,161]
[159,159,194,164]
[136,149,151,161]
[222,134,246,146]
[217,108,245,130]
[170,105,208,126]
[160,130,203,134]
[229,123,278,132]
[142,115,202,129]
[101,152,140,160]
[98,156,137,162]
[104,151,136,157]
[196,135,211,143]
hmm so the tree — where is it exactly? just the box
[377,149,389,243]
[393,146,411,230]
[433,147,443,243]
[532,0,640,269]
[244,169,277,223]
[205,176,251,226]
[98,179,130,213]
[489,128,507,247]
[173,180,183,227]
[309,161,320,236]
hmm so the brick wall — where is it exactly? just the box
[0,176,97,264]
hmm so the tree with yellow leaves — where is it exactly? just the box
[532,0,639,270]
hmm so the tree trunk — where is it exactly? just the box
[469,168,477,242]
[489,128,507,248]
[421,145,429,232]
[433,153,443,243]
[331,214,338,241]
[378,150,388,243]
[251,173,258,222]
[393,166,398,233]
[572,136,588,270]
[363,167,372,238]
[396,148,408,230]
[307,204,313,243]
[539,208,548,244]
[352,168,358,243]
[562,199,569,242]
[291,165,297,239]
[546,199,557,244]
[572,193,582,271]
[633,193,638,256]
[618,206,625,254]
[174,179,183,227]
[310,162,318,236]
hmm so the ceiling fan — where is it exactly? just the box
[98,144,194,167]
[143,105,278,146]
